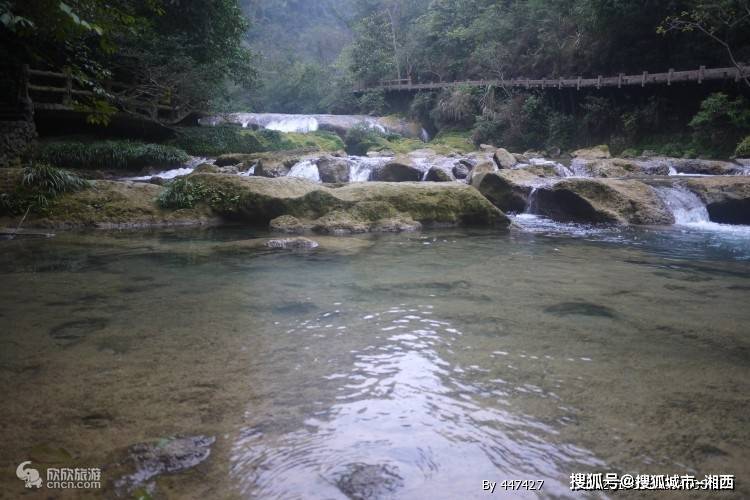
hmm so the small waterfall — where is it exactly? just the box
[240,163,256,177]
[668,166,677,175]
[420,128,430,142]
[654,186,710,224]
[125,156,209,181]
[348,156,390,182]
[525,187,539,214]
[287,160,321,182]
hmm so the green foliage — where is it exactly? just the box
[736,136,750,157]
[1,163,91,215]
[344,124,385,155]
[690,93,750,154]
[431,87,477,128]
[171,127,344,156]
[38,141,190,170]
[358,89,387,116]
[157,177,241,211]
[171,127,262,156]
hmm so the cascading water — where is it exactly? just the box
[347,156,391,182]
[125,156,209,181]
[266,117,319,133]
[287,160,321,182]
[653,186,710,224]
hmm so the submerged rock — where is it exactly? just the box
[111,435,215,497]
[334,463,404,500]
[265,237,320,250]
[534,178,674,224]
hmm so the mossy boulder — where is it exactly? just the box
[255,158,295,178]
[682,176,750,224]
[371,156,422,182]
[425,166,453,182]
[467,161,498,184]
[471,170,539,213]
[187,174,509,228]
[215,154,256,167]
[534,178,674,225]
[192,163,220,174]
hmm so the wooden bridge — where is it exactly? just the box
[355,64,749,93]
[20,65,191,125]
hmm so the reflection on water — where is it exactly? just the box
[0,225,749,499]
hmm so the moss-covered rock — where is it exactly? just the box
[6,180,216,229]
[425,166,453,182]
[471,170,538,213]
[534,178,674,225]
[187,174,509,228]
[467,161,497,184]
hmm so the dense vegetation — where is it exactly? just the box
[38,141,189,170]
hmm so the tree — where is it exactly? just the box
[660,0,750,87]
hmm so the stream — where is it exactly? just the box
[1,222,749,498]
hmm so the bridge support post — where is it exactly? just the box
[597,76,601,90]
[577,76,581,90]
[668,68,674,86]
[642,71,647,87]
[63,67,73,106]
[698,65,705,83]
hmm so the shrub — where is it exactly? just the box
[431,87,478,128]
[690,93,750,155]
[171,127,263,156]
[358,89,387,116]
[157,177,241,211]
[344,124,386,155]
[736,136,750,157]
[38,141,190,170]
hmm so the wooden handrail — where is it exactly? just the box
[355,64,749,92]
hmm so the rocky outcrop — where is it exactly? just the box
[192,163,220,174]
[316,156,350,183]
[572,145,611,160]
[0,120,36,168]
[682,176,750,224]
[493,148,517,169]
[570,158,670,177]
[470,170,538,213]
[534,178,674,224]
[371,156,422,182]
[670,159,744,176]
[425,166,453,182]
[215,153,255,167]
[187,174,509,229]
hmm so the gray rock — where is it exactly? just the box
[493,148,517,169]
[452,161,471,179]
[425,166,453,182]
[317,156,350,183]
[335,463,404,500]
[371,156,422,182]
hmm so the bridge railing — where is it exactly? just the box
[355,65,749,92]
[24,65,188,124]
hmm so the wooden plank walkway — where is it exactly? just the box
[355,65,749,93]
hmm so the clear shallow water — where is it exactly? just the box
[1,224,749,499]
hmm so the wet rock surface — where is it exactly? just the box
[317,156,351,183]
[265,237,320,250]
[371,156,422,182]
[334,463,404,500]
[111,435,215,497]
